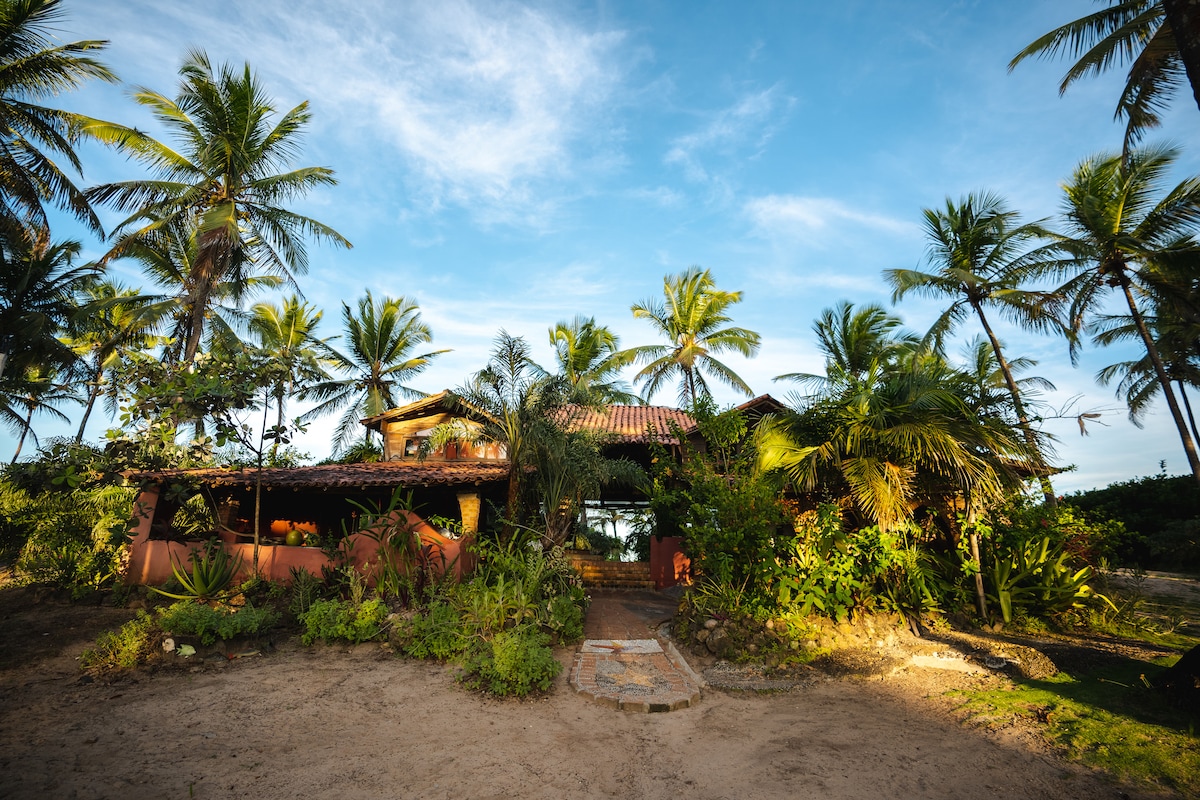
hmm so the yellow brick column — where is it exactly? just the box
[456,491,481,534]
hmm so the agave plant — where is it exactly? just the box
[151,544,242,604]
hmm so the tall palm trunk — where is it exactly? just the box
[1178,380,1200,447]
[1119,272,1200,484]
[11,404,34,463]
[972,302,1057,505]
[75,364,105,443]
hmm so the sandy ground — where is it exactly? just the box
[0,587,1184,800]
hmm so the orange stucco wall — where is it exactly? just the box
[124,488,473,587]
[650,535,690,590]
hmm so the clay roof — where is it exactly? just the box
[126,460,509,491]
[559,405,698,444]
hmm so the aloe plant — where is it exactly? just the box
[987,535,1105,623]
[150,544,242,604]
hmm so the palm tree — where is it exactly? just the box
[624,266,761,406]
[452,331,557,533]
[301,292,447,453]
[65,279,161,442]
[0,0,116,241]
[246,295,332,456]
[1052,145,1200,484]
[758,355,1026,533]
[2,363,77,462]
[885,192,1066,504]
[84,49,350,364]
[0,234,95,381]
[548,315,638,404]
[956,335,1057,425]
[1009,0,1200,153]
[114,218,283,364]
[775,300,917,400]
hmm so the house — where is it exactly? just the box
[124,392,787,589]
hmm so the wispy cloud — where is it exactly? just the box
[665,86,791,183]
[76,1,626,228]
[744,194,916,239]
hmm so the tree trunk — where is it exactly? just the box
[1163,0,1200,115]
[973,303,1056,506]
[75,365,104,443]
[1119,274,1200,484]
[1179,381,1200,449]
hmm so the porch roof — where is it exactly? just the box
[125,460,510,491]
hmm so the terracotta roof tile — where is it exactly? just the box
[126,460,509,490]
[559,405,697,444]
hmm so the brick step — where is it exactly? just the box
[584,578,656,590]
[574,565,651,578]
[567,555,653,589]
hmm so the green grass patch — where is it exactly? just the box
[952,656,1200,794]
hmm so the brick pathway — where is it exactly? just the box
[570,590,703,712]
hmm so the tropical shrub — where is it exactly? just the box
[299,597,388,645]
[396,600,467,660]
[460,625,561,696]
[80,611,160,670]
[159,601,279,645]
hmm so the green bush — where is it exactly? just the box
[158,601,279,646]
[80,611,159,670]
[399,600,467,660]
[299,598,388,645]
[545,593,585,643]
[460,625,561,696]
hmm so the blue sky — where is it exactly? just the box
[7,0,1200,493]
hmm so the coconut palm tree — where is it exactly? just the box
[2,363,77,462]
[246,295,332,456]
[301,292,447,453]
[624,266,761,406]
[65,279,161,442]
[113,218,283,364]
[548,315,638,404]
[0,0,116,241]
[757,355,1027,534]
[1009,1,1200,153]
[774,300,917,401]
[83,49,350,364]
[1052,145,1200,484]
[452,331,557,533]
[0,234,95,381]
[885,192,1066,504]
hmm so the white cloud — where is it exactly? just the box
[744,194,916,239]
[665,86,790,182]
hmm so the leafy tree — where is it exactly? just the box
[1009,0,1200,153]
[0,235,95,381]
[885,192,1066,504]
[301,291,447,453]
[1052,145,1200,485]
[0,0,116,240]
[548,315,638,404]
[624,266,761,406]
[84,49,350,364]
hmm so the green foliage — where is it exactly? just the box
[460,625,561,696]
[80,611,159,671]
[287,567,324,617]
[149,541,242,603]
[299,597,388,645]
[2,470,136,596]
[398,600,467,660]
[1065,471,1200,569]
[544,594,585,643]
[158,601,278,646]
[769,506,901,621]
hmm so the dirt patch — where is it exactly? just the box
[0,586,1186,800]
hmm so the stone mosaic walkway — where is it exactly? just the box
[569,590,703,713]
